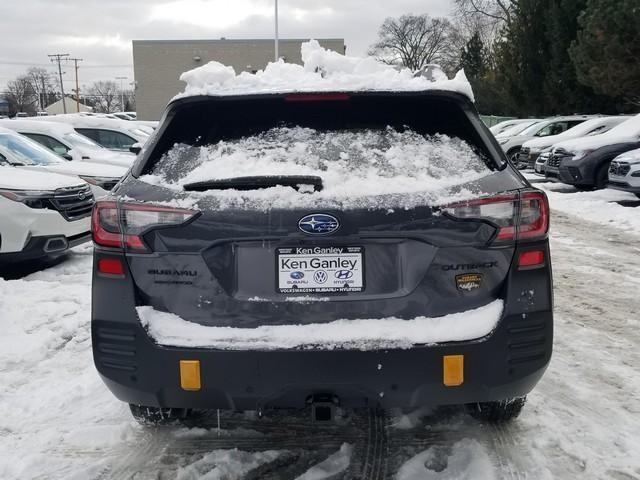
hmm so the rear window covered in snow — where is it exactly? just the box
[138,94,498,210]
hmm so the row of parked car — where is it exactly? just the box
[491,114,640,196]
[0,114,156,262]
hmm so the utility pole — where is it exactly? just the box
[67,58,83,113]
[48,53,69,113]
[274,0,279,62]
[116,76,128,112]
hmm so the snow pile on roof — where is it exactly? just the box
[175,40,474,101]
[136,300,503,350]
[141,127,491,211]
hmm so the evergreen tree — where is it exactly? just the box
[459,31,487,79]
[570,0,640,107]
[543,0,613,114]
[498,0,553,116]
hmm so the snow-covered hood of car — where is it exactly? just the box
[614,147,640,164]
[0,166,85,190]
[21,161,127,179]
[553,134,636,154]
[523,133,571,150]
[69,146,134,167]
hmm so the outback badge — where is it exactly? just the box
[456,273,483,292]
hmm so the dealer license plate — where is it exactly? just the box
[276,246,364,294]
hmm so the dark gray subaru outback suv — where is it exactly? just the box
[91,90,552,425]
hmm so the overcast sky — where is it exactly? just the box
[0,0,452,93]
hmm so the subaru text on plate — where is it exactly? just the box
[91,51,553,425]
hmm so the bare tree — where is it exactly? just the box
[369,14,456,71]
[26,67,56,111]
[453,0,515,28]
[86,80,119,113]
[5,75,38,114]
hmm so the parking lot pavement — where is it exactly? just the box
[0,196,639,479]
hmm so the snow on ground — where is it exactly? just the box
[525,173,640,235]
[1,187,640,479]
[395,439,496,480]
[175,40,474,101]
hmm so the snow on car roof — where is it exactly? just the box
[523,116,626,149]
[554,113,640,152]
[173,40,475,102]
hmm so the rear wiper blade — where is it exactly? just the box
[183,175,323,193]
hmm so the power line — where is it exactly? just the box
[48,53,69,113]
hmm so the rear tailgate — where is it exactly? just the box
[117,182,524,328]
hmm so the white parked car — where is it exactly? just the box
[495,120,544,140]
[33,114,150,152]
[489,118,541,136]
[0,119,134,167]
[497,116,594,165]
[519,116,628,169]
[0,167,93,262]
[0,128,127,198]
[544,114,640,189]
[608,148,640,198]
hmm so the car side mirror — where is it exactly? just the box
[129,143,142,155]
[61,153,73,161]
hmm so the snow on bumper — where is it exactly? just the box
[136,300,503,350]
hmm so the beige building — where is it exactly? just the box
[132,38,345,120]
[45,96,92,115]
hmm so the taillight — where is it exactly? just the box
[92,200,198,252]
[518,191,549,240]
[443,189,549,243]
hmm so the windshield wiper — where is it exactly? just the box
[183,175,323,193]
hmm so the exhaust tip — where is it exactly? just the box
[43,237,68,253]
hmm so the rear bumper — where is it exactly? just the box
[92,308,552,410]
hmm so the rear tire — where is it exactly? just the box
[466,396,526,423]
[129,404,193,426]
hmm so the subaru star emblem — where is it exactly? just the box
[298,214,340,235]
